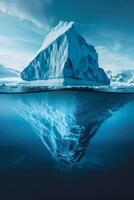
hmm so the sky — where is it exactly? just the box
[0,0,134,71]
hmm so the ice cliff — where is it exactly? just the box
[21,21,110,86]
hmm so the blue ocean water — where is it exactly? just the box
[0,90,134,199]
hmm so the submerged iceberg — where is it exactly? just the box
[21,21,110,86]
[13,91,131,167]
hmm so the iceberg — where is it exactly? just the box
[21,21,110,86]
[13,91,131,167]
[107,70,134,84]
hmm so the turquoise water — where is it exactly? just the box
[0,91,134,199]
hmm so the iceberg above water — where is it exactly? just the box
[21,21,110,86]
[2,22,134,92]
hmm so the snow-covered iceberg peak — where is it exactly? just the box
[21,21,110,85]
[38,21,75,53]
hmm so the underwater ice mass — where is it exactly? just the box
[13,91,133,167]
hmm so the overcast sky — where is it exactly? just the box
[0,0,134,71]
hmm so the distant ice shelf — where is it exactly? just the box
[0,78,134,94]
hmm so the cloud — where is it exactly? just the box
[0,35,35,70]
[96,46,134,71]
[93,28,134,71]
[0,0,53,30]
[0,48,34,70]
[111,41,122,52]
[0,34,41,69]
[0,34,39,46]
[0,35,15,45]
[99,29,134,45]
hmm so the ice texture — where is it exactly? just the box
[14,91,130,167]
[21,21,110,86]
[107,70,134,84]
